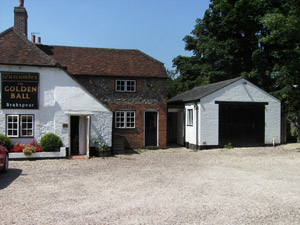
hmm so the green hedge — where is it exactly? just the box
[40,133,63,152]
[0,134,11,150]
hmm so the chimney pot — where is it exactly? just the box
[32,35,36,43]
[19,0,24,7]
[37,37,41,44]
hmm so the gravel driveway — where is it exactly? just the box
[1,144,300,225]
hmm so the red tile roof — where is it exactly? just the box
[0,28,57,67]
[37,45,168,78]
[0,27,167,78]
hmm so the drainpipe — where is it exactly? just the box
[194,103,199,150]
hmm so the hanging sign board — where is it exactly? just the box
[1,72,39,109]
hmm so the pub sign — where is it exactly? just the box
[1,72,39,109]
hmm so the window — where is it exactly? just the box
[187,109,193,126]
[115,111,136,128]
[6,115,34,137]
[7,115,19,137]
[116,80,136,92]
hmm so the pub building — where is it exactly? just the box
[0,1,169,156]
[0,1,113,156]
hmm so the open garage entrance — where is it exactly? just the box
[218,102,266,147]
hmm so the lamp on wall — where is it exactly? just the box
[147,83,155,88]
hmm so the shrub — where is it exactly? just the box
[224,142,234,149]
[0,134,11,150]
[40,133,63,152]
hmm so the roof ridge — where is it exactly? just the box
[135,49,164,65]
[45,44,138,52]
[168,77,243,103]
[0,27,14,37]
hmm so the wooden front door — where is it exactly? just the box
[145,112,158,146]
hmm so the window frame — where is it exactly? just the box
[115,110,136,129]
[6,114,34,138]
[187,109,193,126]
[115,80,136,93]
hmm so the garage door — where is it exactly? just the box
[219,102,265,147]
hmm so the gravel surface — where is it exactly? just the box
[1,144,300,225]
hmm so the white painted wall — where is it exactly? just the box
[198,78,280,146]
[0,65,112,147]
[185,103,197,145]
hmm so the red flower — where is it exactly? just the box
[36,146,43,152]
[10,145,24,152]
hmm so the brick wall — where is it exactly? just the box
[75,76,168,149]
[109,103,167,149]
[14,6,28,36]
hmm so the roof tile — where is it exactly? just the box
[0,28,57,67]
[37,45,168,78]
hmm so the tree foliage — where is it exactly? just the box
[172,0,300,136]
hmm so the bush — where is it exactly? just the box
[0,134,11,150]
[40,133,63,152]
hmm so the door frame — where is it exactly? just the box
[144,110,159,147]
[67,113,91,157]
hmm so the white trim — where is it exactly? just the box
[68,115,91,157]
[86,115,91,158]
[20,115,34,137]
[65,111,94,116]
[187,109,193,126]
[6,115,19,138]
[115,110,136,129]
[6,114,35,138]
[115,80,136,92]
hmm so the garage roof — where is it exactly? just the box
[168,77,242,104]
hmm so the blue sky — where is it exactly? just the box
[0,0,211,71]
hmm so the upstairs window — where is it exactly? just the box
[187,109,193,126]
[6,114,34,137]
[115,111,136,128]
[116,80,136,92]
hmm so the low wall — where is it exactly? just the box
[9,147,66,160]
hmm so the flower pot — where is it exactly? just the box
[95,149,112,157]
[23,151,32,156]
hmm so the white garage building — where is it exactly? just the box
[168,77,281,149]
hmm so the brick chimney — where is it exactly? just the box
[14,0,28,37]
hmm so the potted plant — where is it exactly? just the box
[23,144,36,156]
[93,140,112,157]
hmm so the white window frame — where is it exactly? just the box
[6,114,34,137]
[6,115,19,137]
[115,80,136,92]
[115,110,136,129]
[187,109,193,126]
[20,115,34,137]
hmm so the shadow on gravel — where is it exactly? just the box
[114,149,141,155]
[0,169,23,190]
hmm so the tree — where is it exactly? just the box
[166,69,181,99]
[258,0,300,136]
[173,0,300,137]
